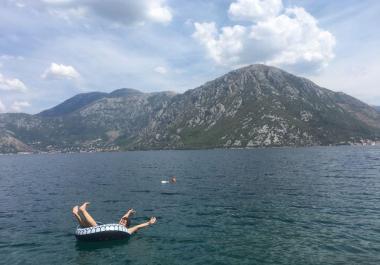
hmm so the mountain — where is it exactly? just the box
[0,89,175,152]
[373,106,380,112]
[0,64,379,153]
[129,65,380,149]
[38,92,108,117]
[37,88,142,117]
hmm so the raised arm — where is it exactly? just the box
[119,209,136,225]
[127,217,156,234]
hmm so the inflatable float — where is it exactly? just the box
[75,223,130,241]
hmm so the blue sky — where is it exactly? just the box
[0,0,379,113]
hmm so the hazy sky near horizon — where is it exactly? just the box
[0,0,379,113]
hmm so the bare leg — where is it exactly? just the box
[72,206,87,227]
[127,217,156,234]
[79,202,98,227]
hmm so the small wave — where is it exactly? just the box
[312,219,346,226]
[290,205,321,210]
[185,224,213,228]
[0,212,14,218]
[102,199,119,203]
[270,217,296,224]
[38,230,53,235]
[160,192,182,196]
[322,175,373,180]
[130,190,151,193]
[370,228,380,234]
[341,244,367,254]
[240,192,256,196]
[286,192,304,196]
[7,242,42,249]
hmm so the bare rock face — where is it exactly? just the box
[0,64,379,153]
[0,131,33,153]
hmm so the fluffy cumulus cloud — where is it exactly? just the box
[10,100,30,112]
[36,0,172,25]
[228,0,283,22]
[146,0,172,23]
[193,22,247,65]
[42,63,80,80]
[193,0,336,72]
[0,73,27,92]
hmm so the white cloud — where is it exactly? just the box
[309,58,380,105]
[193,1,336,72]
[16,2,26,8]
[0,73,28,92]
[36,0,172,25]
[0,54,24,61]
[228,0,283,22]
[154,66,167,74]
[46,6,87,22]
[0,100,6,113]
[146,0,172,23]
[251,7,336,70]
[42,63,80,80]
[193,22,246,65]
[10,100,30,112]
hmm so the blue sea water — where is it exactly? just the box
[1,146,380,264]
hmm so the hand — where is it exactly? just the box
[149,217,156,225]
[128,208,136,215]
[122,209,136,219]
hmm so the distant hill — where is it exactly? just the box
[0,64,379,153]
[38,92,108,117]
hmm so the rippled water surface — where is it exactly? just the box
[1,147,380,264]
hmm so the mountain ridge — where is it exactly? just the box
[1,64,379,153]
[373,106,380,112]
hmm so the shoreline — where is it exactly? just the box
[1,142,378,156]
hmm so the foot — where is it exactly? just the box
[148,217,156,225]
[79,202,90,212]
[72,206,79,216]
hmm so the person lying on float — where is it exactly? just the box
[72,202,156,235]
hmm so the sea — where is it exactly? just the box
[1,146,380,265]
